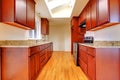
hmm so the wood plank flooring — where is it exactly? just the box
[37,51,89,80]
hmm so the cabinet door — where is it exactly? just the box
[41,18,49,35]
[0,0,1,21]
[80,59,88,75]
[86,3,91,30]
[88,55,95,80]
[15,0,27,25]
[98,0,109,25]
[0,49,1,80]
[41,19,46,35]
[35,53,40,75]
[90,0,97,28]
[46,21,49,34]
[29,55,36,80]
[27,0,35,29]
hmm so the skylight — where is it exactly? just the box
[45,0,76,18]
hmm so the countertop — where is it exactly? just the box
[79,43,120,48]
[0,41,52,48]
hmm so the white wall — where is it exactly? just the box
[0,23,29,40]
[85,24,120,41]
[49,24,71,51]
[94,24,120,41]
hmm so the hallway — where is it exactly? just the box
[37,52,88,80]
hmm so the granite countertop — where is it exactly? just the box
[0,41,52,48]
[79,43,120,48]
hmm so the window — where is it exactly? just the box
[28,16,42,39]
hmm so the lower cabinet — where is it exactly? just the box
[1,42,53,80]
[0,48,1,80]
[78,44,120,80]
[87,54,95,80]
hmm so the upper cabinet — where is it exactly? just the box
[2,0,35,30]
[15,0,27,26]
[71,17,79,32]
[86,3,91,30]
[80,0,120,31]
[78,7,87,25]
[41,18,49,35]
[0,48,1,80]
[90,0,97,29]
[0,0,1,21]
[27,0,35,29]
[98,0,120,26]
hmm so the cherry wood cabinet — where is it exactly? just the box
[0,0,2,21]
[87,47,95,80]
[88,55,95,80]
[41,18,49,35]
[78,45,88,75]
[1,42,53,80]
[96,48,120,80]
[2,0,35,29]
[97,0,109,25]
[0,48,1,80]
[71,17,80,33]
[27,0,35,29]
[98,0,120,26]
[90,0,97,29]
[86,3,91,30]
[79,0,120,31]
[16,0,27,26]
[78,44,120,80]
[71,17,85,54]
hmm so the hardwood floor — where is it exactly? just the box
[37,51,88,80]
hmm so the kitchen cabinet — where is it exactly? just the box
[97,0,109,25]
[15,0,27,26]
[79,0,120,31]
[90,0,97,29]
[27,0,35,29]
[29,54,36,80]
[41,18,49,35]
[71,17,80,33]
[87,47,95,80]
[0,0,2,21]
[78,5,87,26]
[78,45,88,75]
[78,44,120,80]
[86,3,91,30]
[71,30,84,54]
[0,48,1,80]
[2,0,35,29]
[98,0,120,26]
[96,48,120,80]
[88,55,95,80]
[71,17,85,54]
[29,43,53,80]
[1,42,53,80]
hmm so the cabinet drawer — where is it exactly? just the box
[80,59,88,75]
[30,46,39,56]
[87,47,95,56]
[79,50,88,63]
[40,45,45,51]
[39,51,45,57]
[80,45,87,51]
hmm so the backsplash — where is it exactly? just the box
[94,41,120,46]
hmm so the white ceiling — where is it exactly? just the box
[34,0,89,26]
